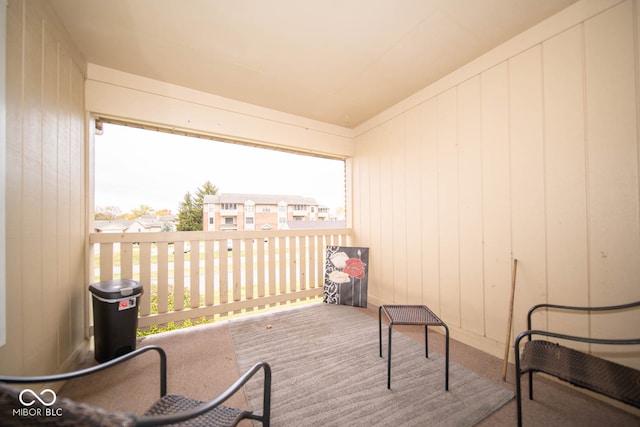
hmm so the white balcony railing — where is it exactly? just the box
[89,228,351,330]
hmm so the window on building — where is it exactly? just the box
[209,218,214,225]
[225,218,234,224]
[246,217,254,224]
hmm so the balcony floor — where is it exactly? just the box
[61,303,639,426]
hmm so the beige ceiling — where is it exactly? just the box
[50,0,578,128]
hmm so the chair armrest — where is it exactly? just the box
[515,329,640,351]
[0,346,167,398]
[526,301,640,331]
[135,361,271,427]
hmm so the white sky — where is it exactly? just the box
[95,123,346,215]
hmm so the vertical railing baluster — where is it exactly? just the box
[121,242,133,280]
[204,240,214,307]
[173,241,185,312]
[279,236,287,295]
[189,240,200,309]
[268,238,276,296]
[139,242,152,317]
[245,238,254,302]
[99,242,114,281]
[219,240,228,316]
[289,236,297,295]
[299,235,307,290]
[232,239,241,311]
[257,237,265,300]
[157,241,169,315]
[309,235,317,289]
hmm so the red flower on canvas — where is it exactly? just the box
[343,258,366,279]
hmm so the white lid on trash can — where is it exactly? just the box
[88,279,143,300]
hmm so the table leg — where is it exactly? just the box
[444,323,449,391]
[425,325,429,358]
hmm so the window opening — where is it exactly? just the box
[94,121,346,231]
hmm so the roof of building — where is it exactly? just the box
[204,193,319,206]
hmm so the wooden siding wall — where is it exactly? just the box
[353,0,640,367]
[0,0,87,375]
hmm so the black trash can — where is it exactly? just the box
[88,279,143,363]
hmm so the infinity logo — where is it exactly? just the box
[18,389,57,407]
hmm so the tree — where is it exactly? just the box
[131,204,154,218]
[195,181,219,208]
[176,181,218,231]
[176,192,200,231]
[95,205,121,220]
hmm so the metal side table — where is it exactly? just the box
[379,304,449,390]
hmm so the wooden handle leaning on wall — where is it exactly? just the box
[502,258,518,382]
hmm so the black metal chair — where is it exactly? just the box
[0,345,271,426]
[514,301,640,427]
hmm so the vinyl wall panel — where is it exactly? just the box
[436,89,461,325]
[457,76,484,335]
[404,107,424,303]
[3,0,25,373]
[56,50,73,360]
[390,116,408,303]
[508,46,547,339]
[419,100,441,312]
[366,128,383,301]
[22,0,46,372]
[542,25,590,344]
[583,2,640,350]
[480,63,512,342]
[378,122,395,304]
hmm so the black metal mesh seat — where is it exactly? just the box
[379,304,449,390]
[521,340,640,408]
[144,394,250,427]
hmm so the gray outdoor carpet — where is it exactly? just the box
[229,303,514,426]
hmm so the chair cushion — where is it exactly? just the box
[144,394,250,427]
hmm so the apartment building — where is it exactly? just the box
[203,193,329,231]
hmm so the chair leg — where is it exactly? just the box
[516,366,523,427]
[387,324,393,389]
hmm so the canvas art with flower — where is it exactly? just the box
[324,246,369,307]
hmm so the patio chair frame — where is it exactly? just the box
[0,345,271,427]
[514,301,640,427]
